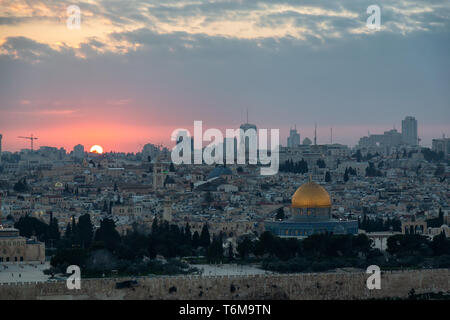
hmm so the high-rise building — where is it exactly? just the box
[402,116,418,146]
[239,122,257,158]
[287,127,300,148]
[358,129,402,148]
[239,110,257,159]
[0,134,2,164]
[73,144,85,160]
[432,136,450,157]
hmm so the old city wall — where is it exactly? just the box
[0,269,448,300]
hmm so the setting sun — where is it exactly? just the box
[90,145,104,154]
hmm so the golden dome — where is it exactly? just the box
[291,179,331,208]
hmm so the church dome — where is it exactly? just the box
[291,179,332,208]
[208,166,232,180]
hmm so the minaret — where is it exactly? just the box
[153,156,167,190]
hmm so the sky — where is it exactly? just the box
[0,0,449,153]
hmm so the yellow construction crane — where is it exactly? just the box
[18,134,38,151]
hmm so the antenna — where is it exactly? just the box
[314,122,317,145]
[330,127,333,144]
[246,108,249,124]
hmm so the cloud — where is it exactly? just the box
[0,0,449,61]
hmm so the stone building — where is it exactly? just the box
[0,227,45,263]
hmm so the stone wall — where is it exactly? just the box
[0,269,448,300]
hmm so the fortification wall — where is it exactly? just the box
[0,269,448,300]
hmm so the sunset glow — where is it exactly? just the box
[0,0,448,152]
[89,145,104,154]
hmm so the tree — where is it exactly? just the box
[347,167,357,175]
[13,178,28,193]
[426,208,444,228]
[169,162,176,172]
[279,158,308,174]
[47,213,60,243]
[184,223,192,245]
[422,148,444,162]
[237,236,253,259]
[78,214,94,249]
[299,158,308,173]
[316,159,326,168]
[14,215,48,241]
[95,218,121,252]
[151,217,159,234]
[275,207,285,220]
[192,231,200,248]
[70,215,80,246]
[102,200,108,213]
[65,223,72,238]
[254,231,276,257]
[227,243,234,261]
[50,248,88,271]
[431,232,450,256]
[386,234,432,257]
[351,234,373,256]
[343,169,349,182]
[366,162,382,177]
[325,171,331,182]
[206,235,223,263]
[199,224,211,248]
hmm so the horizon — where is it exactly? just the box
[0,120,444,153]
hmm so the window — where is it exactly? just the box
[6,257,9,262]
[14,257,17,262]
[20,257,23,262]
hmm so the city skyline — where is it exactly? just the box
[0,116,448,153]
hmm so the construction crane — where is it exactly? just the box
[18,134,38,151]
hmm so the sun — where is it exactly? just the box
[90,145,104,154]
